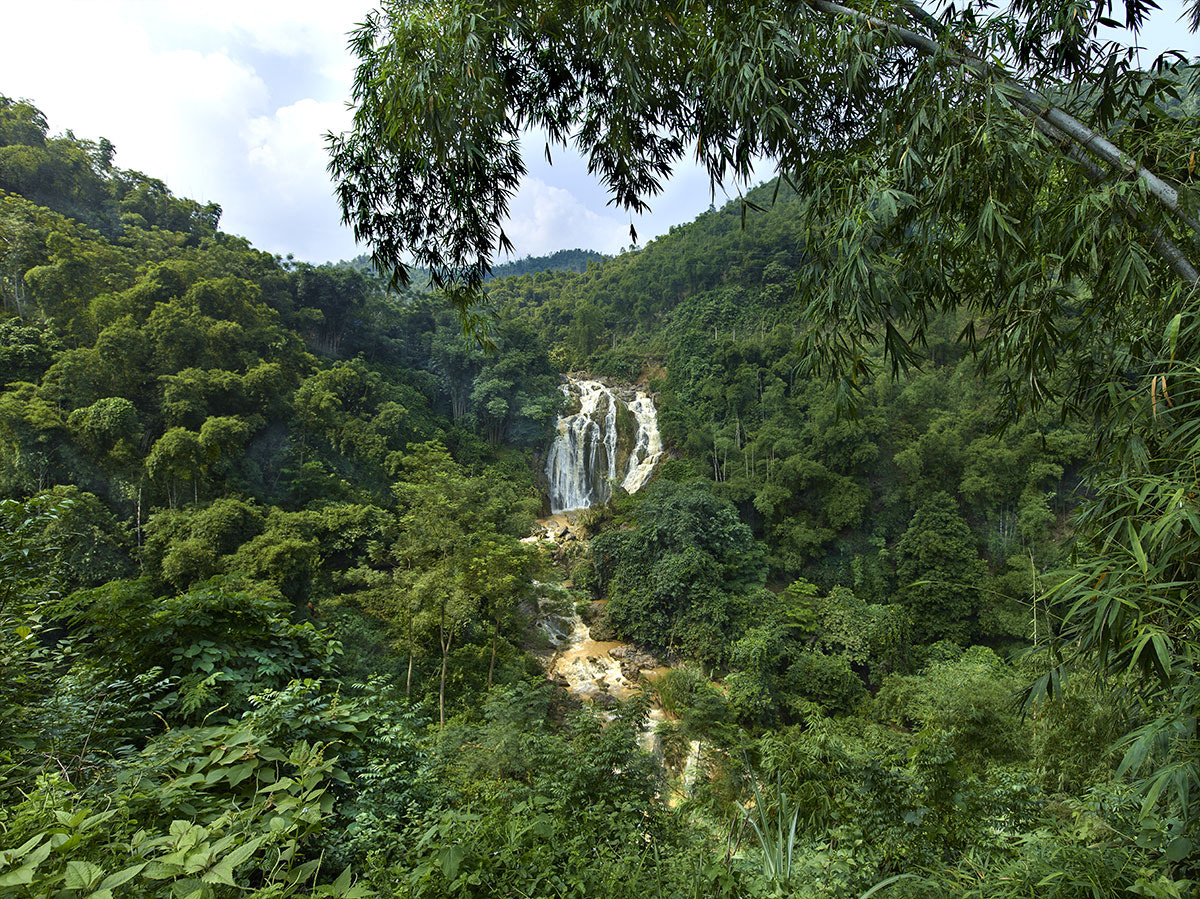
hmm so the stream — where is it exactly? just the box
[535,586,669,753]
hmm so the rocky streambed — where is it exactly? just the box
[528,519,701,787]
[536,590,670,752]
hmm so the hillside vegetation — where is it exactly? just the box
[0,94,1194,897]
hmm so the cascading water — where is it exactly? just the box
[545,380,617,513]
[536,589,670,755]
[545,377,664,513]
[621,393,664,495]
[537,387,691,785]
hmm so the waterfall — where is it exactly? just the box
[621,392,664,494]
[545,377,664,513]
[537,390,674,769]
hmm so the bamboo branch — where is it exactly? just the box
[1003,94,1200,283]
[807,0,1200,245]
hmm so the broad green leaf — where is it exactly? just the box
[439,845,465,881]
[64,860,105,890]
[225,762,256,787]
[219,836,264,872]
[0,835,44,865]
[97,863,146,891]
[0,864,38,888]
[1167,312,1182,358]
[1165,836,1193,861]
[201,859,236,887]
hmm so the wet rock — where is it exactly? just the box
[610,645,662,670]
[591,691,618,710]
[578,601,605,625]
[588,615,619,642]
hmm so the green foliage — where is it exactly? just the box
[895,492,988,645]
[742,774,799,885]
[8,53,1200,897]
[0,492,372,898]
[0,729,370,899]
[0,318,58,384]
[1032,314,1200,831]
[725,583,910,724]
[654,664,735,747]
[380,692,705,899]
[873,646,1027,765]
[590,480,765,665]
[21,486,133,590]
[62,578,337,723]
[0,494,58,612]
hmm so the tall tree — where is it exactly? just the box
[895,492,987,645]
[390,441,536,725]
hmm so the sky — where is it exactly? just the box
[1,2,1197,266]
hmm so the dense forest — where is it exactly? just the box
[2,21,1199,897]
[336,247,606,287]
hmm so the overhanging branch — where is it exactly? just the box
[807,0,1200,253]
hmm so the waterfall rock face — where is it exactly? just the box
[621,393,664,495]
[545,377,663,513]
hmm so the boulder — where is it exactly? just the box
[588,614,619,642]
[610,644,662,670]
[591,691,618,710]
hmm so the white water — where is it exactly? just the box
[537,591,696,784]
[537,595,669,753]
[541,601,638,700]
[545,378,664,513]
[621,392,665,494]
[538,386,678,773]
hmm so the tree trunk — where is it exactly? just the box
[487,617,499,690]
[439,612,454,729]
[405,614,414,697]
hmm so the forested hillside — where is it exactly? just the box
[486,248,607,281]
[1,86,1196,899]
[492,184,1089,627]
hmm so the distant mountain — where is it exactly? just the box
[486,248,606,280]
[333,247,606,290]
[332,253,431,291]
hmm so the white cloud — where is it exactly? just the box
[1,1,1197,270]
[245,99,349,181]
[0,2,730,267]
[158,0,371,61]
[237,99,357,261]
[0,2,757,269]
[503,178,630,258]
[0,1,366,263]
